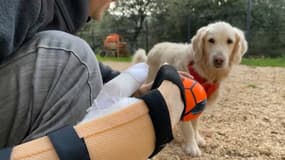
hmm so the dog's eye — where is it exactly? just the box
[227,39,233,44]
[208,38,215,44]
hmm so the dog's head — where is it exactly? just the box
[191,21,248,70]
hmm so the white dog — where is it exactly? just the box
[133,21,248,157]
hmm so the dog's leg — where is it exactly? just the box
[191,118,206,146]
[146,64,159,83]
[181,121,201,156]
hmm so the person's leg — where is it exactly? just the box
[0,64,205,160]
[8,80,184,160]
[0,31,103,147]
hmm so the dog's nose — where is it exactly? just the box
[214,57,224,68]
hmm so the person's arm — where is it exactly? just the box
[99,62,120,83]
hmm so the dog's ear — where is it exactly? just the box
[231,27,248,64]
[191,27,207,61]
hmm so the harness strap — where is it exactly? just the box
[48,125,90,160]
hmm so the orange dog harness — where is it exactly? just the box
[188,64,219,97]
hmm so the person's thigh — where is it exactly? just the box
[0,31,103,147]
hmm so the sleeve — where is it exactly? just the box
[99,62,121,84]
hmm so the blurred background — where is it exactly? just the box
[77,0,285,59]
[76,2,285,159]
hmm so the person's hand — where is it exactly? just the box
[132,82,153,97]
[132,71,192,97]
[178,71,193,79]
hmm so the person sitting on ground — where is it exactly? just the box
[0,0,204,159]
[0,0,122,147]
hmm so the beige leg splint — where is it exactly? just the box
[11,100,155,160]
[0,64,206,160]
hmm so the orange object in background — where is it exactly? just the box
[104,33,121,47]
[103,33,129,57]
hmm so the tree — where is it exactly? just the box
[249,0,285,56]
[77,0,285,57]
[109,0,167,51]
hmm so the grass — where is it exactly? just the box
[96,54,285,68]
[96,55,132,62]
[247,84,258,88]
[241,57,285,67]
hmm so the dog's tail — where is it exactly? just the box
[132,48,147,64]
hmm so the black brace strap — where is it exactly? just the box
[150,65,186,120]
[140,90,173,158]
[48,125,90,160]
[0,147,12,160]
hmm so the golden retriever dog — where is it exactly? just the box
[132,21,248,157]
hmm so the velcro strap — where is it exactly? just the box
[48,126,90,160]
[0,147,12,160]
[140,90,173,158]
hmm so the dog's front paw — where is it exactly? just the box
[196,133,206,147]
[183,142,202,157]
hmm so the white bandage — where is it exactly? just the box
[81,63,149,123]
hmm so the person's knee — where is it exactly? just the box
[33,30,102,85]
[24,31,103,140]
[31,31,103,109]
[34,31,95,61]
[32,30,102,94]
